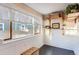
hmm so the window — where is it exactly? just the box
[0,5,10,40]
[12,11,33,39]
[0,5,41,41]
[34,19,41,34]
[0,23,4,31]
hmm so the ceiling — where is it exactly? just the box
[26,3,70,15]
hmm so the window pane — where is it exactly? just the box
[12,11,33,39]
[0,6,10,20]
[34,19,41,34]
[0,6,10,40]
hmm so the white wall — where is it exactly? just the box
[45,18,79,55]
[0,35,43,55]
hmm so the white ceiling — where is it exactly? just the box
[26,3,70,15]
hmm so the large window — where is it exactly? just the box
[0,5,41,41]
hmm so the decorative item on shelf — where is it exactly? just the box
[59,13,62,17]
[75,16,79,23]
[62,27,65,35]
[52,23,60,29]
[77,16,79,22]
[44,25,51,29]
[47,15,52,19]
[65,3,79,15]
[62,23,66,26]
[75,18,77,23]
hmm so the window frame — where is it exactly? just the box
[0,5,42,41]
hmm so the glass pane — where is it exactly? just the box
[0,6,10,20]
[0,20,10,39]
[0,6,10,40]
[12,11,33,39]
[34,20,41,34]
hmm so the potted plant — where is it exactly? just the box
[65,3,79,15]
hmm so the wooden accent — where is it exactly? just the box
[51,13,60,19]
[21,47,39,55]
[15,3,42,17]
[10,21,12,39]
[44,11,64,20]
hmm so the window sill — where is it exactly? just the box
[0,34,40,44]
